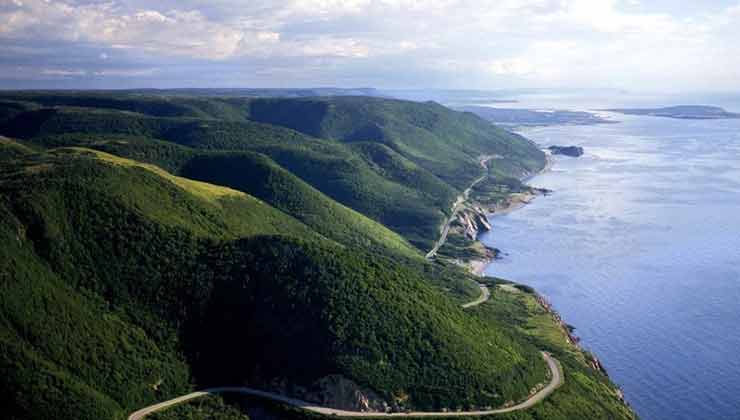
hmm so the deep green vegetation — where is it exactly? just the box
[244,96,545,188]
[148,396,251,420]
[0,144,544,418]
[472,286,636,420]
[0,94,545,249]
[179,151,421,259]
[0,93,633,420]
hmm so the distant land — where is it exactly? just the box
[383,89,518,104]
[0,87,385,98]
[459,106,614,126]
[604,105,740,119]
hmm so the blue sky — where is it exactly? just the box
[1,0,738,91]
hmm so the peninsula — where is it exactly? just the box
[459,106,614,126]
[604,105,740,119]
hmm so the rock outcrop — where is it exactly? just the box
[548,145,584,157]
[304,375,396,412]
[454,206,492,240]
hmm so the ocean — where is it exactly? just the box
[478,95,740,420]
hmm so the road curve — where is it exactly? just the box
[128,352,562,419]
[461,284,491,309]
[129,155,563,419]
[426,157,494,259]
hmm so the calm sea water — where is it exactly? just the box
[480,109,740,420]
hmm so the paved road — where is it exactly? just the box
[129,155,564,420]
[129,352,562,419]
[461,284,491,309]
[426,156,494,259]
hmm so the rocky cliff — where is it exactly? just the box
[453,206,492,240]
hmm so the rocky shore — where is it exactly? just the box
[464,186,550,276]
[534,294,629,406]
[471,154,631,410]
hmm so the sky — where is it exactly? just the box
[1,0,739,91]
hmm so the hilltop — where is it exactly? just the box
[0,94,544,249]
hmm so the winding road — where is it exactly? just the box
[461,283,491,309]
[129,155,563,419]
[129,352,561,420]
[426,156,495,260]
[128,282,563,420]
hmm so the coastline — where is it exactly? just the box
[468,153,553,277]
[465,153,631,410]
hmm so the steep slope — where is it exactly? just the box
[0,95,636,420]
[0,107,455,248]
[8,133,425,259]
[0,94,545,250]
[0,145,548,418]
[0,144,319,420]
[244,96,546,187]
[179,151,421,259]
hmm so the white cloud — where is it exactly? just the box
[488,57,534,76]
[0,1,248,59]
[41,69,86,76]
[92,68,159,77]
[0,0,739,90]
[133,10,174,24]
[293,37,370,58]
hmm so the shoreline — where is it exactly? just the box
[464,153,631,409]
[467,153,553,277]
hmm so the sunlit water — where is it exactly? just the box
[480,112,740,420]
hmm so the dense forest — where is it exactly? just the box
[0,92,634,420]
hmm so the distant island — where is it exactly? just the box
[459,106,614,126]
[549,145,584,157]
[604,105,740,120]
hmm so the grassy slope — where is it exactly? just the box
[473,284,636,420]
[11,134,423,259]
[0,107,453,248]
[178,151,420,259]
[9,133,480,300]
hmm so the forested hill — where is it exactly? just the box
[243,96,545,188]
[0,93,545,249]
[0,93,633,420]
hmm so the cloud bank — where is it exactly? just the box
[0,0,738,90]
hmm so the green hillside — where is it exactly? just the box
[179,151,421,259]
[244,96,545,187]
[0,107,452,248]
[0,94,545,249]
[1,144,545,418]
[8,133,424,259]
[0,94,634,420]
